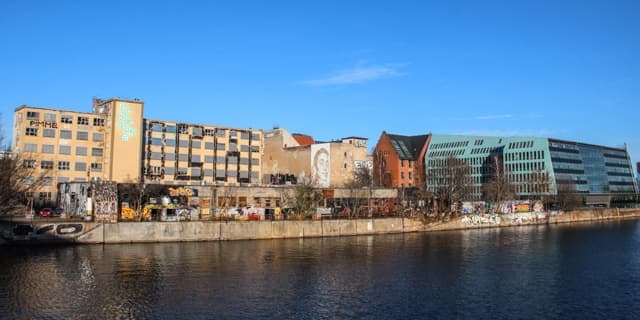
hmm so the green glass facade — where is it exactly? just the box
[424,134,638,203]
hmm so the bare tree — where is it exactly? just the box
[343,166,373,218]
[0,120,50,215]
[430,156,472,216]
[524,169,553,207]
[482,155,515,210]
[555,181,583,211]
[117,182,165,220]
[283,174,322,219]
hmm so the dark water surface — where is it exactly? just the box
[1,220,639,319]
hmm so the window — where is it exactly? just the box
[42,145,54,154]
[27,111,40,120]
[24,143,37,152]
[177,124,189,134]
[204,129,215,136]
[43,128,55,138]
[60,130,72,139]
[39,192,52,201]
[41,161,53,169]
[216,143,226,150]
[58,161,70,170]
[42,177,53,186]
[165,125,176,133]
[179,140,189,148]
[216,129,226,137]
[23,176,35,185]
[44,113,56,122]
[241,132,250,139]
[23,159,36,168]
[61,115,73,124]
[76,146,87,156]
[77,131,88,140]
[75,162,87,171]
[77,116,89,125]
[91,148,103,157]
[92,133,104,141]
[165,153,176,161]
[251,133,260,140]
[25,127,38,136]
[205,142,215,150]
[91,163,102,171]
[192,140,201,149]
[59,146,71,155]
[93,118,105,126]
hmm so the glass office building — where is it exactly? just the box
[424,134,638,206]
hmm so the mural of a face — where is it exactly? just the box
[313,147,330,187]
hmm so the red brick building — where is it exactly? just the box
[372,131,430,188]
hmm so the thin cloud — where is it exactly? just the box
[455,129,568,137]
[304,64,403,86]
[475,114,513,120]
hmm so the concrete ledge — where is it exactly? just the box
[52,208,640,244]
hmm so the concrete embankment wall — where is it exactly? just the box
[77,218,406,244]
[75,208,640,244]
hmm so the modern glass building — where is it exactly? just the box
[424,134,638,206]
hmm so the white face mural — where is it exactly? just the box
[311,144,331,188]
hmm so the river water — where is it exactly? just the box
[1,220,639,320]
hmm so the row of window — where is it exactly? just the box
[146,122,260,140]
[508,140,534,150]
[27,111,104,126]
[25,128,104,141]
[507,161,545,173]
[143,167,259,177]
[428,149,465,157]
[145,152,260,165]
[146,138,260,152]
[23,143,103,156]
[24,159,102,171]
[505,150,544,162]
[430,140,470,150]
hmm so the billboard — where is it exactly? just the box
[311,144,330,188]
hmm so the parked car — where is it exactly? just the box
[38,208,53,217]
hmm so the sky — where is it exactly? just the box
[1,0,639,171]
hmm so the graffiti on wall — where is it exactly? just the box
[58,183,90,217]
[93,182,118,223]
[116,102,136,142]
[311,144,330,188]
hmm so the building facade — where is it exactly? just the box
[372,132,430,188]
[423,134,638,206]
[12,98,263,205]
[262,128,371,188]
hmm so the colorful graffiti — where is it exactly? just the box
[116,102,136,142]
[168,187,198,197]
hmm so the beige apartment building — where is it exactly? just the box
[262,128,372,188]
[13,98,263,205]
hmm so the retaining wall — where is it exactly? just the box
[72,208,640,244]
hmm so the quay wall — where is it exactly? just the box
[4,209,637,244]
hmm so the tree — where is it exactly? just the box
[117,182,165,219]
[0,125,49,215]
[283,174,322,219]
[555,181,583,211]
[430,156,472,216]
[343,166,373,218]
[482,155,515,210]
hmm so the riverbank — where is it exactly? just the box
[1,208,638,244]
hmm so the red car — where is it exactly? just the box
[38,208,53,217]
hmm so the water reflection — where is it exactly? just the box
[1,221,639,319]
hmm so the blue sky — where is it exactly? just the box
[1,0,639,170]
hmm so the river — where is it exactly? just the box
[1,220,639,319]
